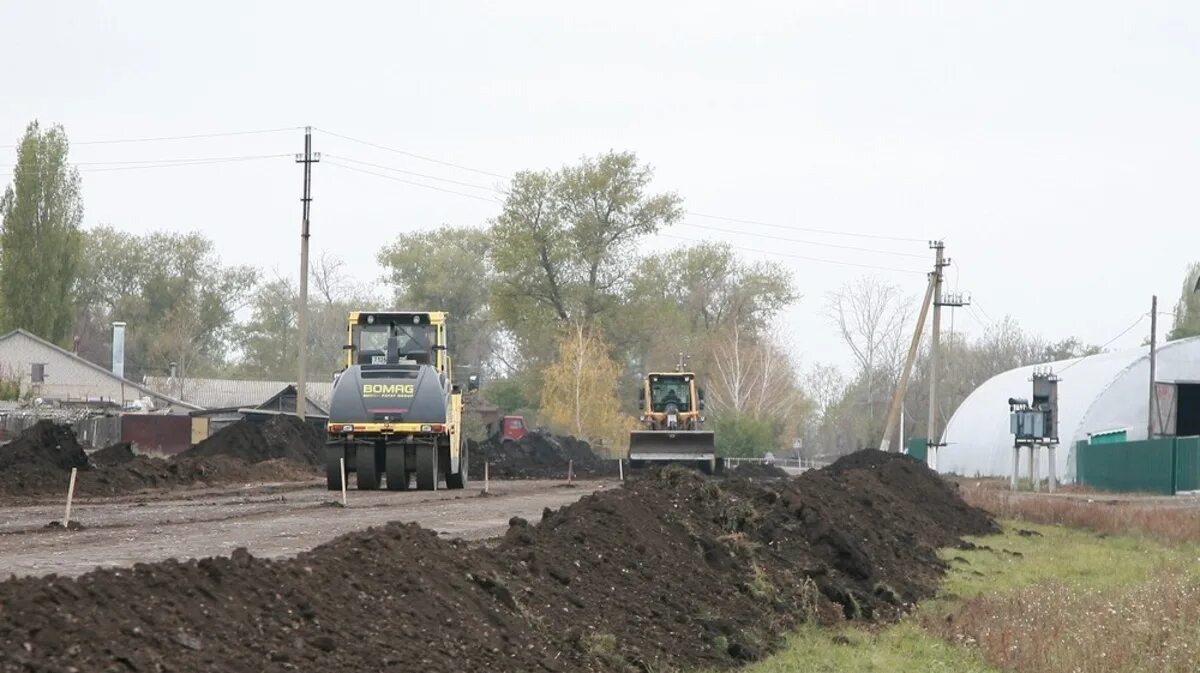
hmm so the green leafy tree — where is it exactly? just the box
[624,241,796,370]
[378,226,494,372]
[712,413,777,458]
[1168,262,1200,341]
[491,151,683,363]
[74,227,258,379]
[0,121,83,342]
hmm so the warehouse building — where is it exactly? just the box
[940,336,1200,481]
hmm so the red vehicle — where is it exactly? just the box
[495,415,528,445]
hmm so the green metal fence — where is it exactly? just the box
[1175,437,1200,493]
[1075,438,1177,495]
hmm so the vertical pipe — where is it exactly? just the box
[111,322,126,378]
[339,457,347,506]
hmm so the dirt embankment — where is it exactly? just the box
[0,417,321,500]
[0,450,995,673]
[468,431,616,479]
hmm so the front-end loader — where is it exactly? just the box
[628,372,720,473]
[325,311,476,491]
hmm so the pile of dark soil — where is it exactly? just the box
[89,441,136,466]
[725,461,790,479]
[0,449,996,673]
[0,419,321,500]
[181,415,324,467]
[0,420,90,497]
[469,431,616,479]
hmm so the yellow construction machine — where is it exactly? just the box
[325,311,477,491]
[628,371,720,473]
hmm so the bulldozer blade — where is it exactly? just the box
[628,430,716,461]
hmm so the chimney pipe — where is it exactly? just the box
[112,322,127,379]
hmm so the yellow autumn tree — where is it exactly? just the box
[539,323,634,458]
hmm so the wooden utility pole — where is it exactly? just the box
[296,127,320,419]
[1148,294,1158,438]
[879,272,935,452]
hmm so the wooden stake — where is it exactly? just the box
[618,458,624,482]
[568,459,574,485]
[63,467,78,528]
[339,457,347,507]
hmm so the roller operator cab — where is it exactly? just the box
[628,372,720,473]
[325,311,477,491]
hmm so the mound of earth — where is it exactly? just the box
[469,431,615,479]
[0,420,91,497]
[89,441,136,466]
[0,418,321,499]
[0,449,996,673]
[725,461,790,479]
[181,415,324,467]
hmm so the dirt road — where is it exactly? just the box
[0,479,609,579]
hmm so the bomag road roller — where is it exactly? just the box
[325,311,476,491]
[628,371,721,473]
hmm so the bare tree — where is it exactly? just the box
[825,277,914,447]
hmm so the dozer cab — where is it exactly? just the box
[628,372,720,473]
[325,311,476,491]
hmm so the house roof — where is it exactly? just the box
[0,329,201,411]
[143,376,332,411]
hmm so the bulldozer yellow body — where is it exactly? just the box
[628,372,719,473]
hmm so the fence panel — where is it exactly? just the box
[1174,436,1200,493]
[1076,438,1176,495]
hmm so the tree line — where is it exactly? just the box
[7,120,1194,458]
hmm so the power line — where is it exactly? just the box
[322,154,503,193]
[315,128,510,179]
[1,154,291,175]
[678,221,928,258]
[323,159,503,204]
[972,297,996,324]
[656,232,928,274]
[685,211,928,243]
[1059,314,1147,373]
[0,126,300,149]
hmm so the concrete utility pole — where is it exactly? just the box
[879,271,935,452]
[926,242,946,469]
[1148,294,1158,438]
[296,127,320,419]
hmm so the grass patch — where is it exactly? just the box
[715,520,1200,673]
[730,622,995,673]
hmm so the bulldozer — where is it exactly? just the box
[325,311,476,491]
[628,371,720,473]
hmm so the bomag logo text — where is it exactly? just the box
[362,384,415,397]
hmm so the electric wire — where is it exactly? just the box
[656,232,928,275]
[323,159,503,204]
[1058,314,1147,373]
[322,154,503,193]
[678,221,928,258]
[315,128,510,179]
[685,211,928,243]
[0,126,300,149]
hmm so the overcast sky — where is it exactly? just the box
[2,1,1197,372]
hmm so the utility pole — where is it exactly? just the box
[879,271,935,452]
[1148,294,1157,438]
[296,126,320,419]
[925,241,966,470]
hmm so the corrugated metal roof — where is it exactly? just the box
[143,376,333,410]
